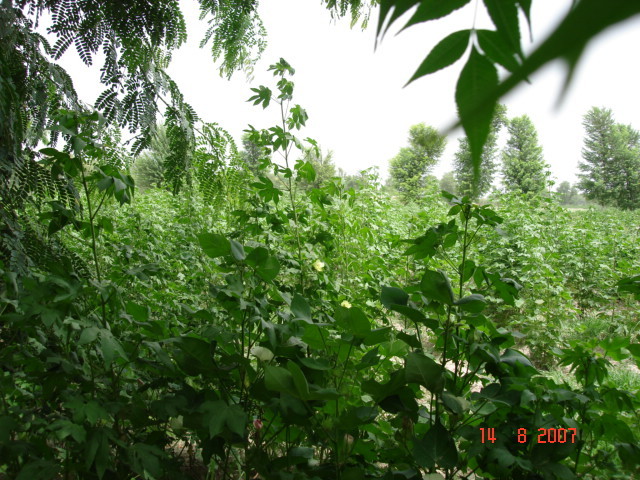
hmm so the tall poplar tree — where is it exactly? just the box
[501,115,549,194]
[388,123,447,200]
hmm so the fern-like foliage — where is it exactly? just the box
[192,122,250,209]
[164,106,196,196]
[198,0,267,80]
[323,0,378,28]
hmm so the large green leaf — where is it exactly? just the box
[247,247,280,282]
[380,285,409,308]
[454,294,487,313]
[200,400,247,438]
[299,356,331,370]
[407,30,470,84]
[483,0,521,57]
[99,330,128,368]
[405,352,444,393]
[198,233,230,258]
[413,422,458,469]
[265,365,296,396]
[336,306,371,336]
[229,239,246,260]
[455,47,499,184]
[291,293,312,322]
[477,29,520,72]
[85,428,110,479]
[287,361,311,400]
[420,269,455,305]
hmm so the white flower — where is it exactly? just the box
[340,300,352,308]
[312,260,325,272]
[250,346,274,362]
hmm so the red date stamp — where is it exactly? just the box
[480,427,578,444]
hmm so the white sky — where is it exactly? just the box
[57,1,640,185]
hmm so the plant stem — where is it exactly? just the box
[80,158,107,327]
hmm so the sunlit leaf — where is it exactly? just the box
[407,30,470,84]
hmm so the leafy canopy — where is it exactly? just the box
[388,123,446,200]
[376,0,640,185]
[578,107,640,210]
[501,115,549,194]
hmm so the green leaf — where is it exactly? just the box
[407,30,470,84]
[420,269,455,305]
[377,0,421,38]
[200,400,247,438]
[79,326,100,345]
[617,443,640,470]
[229,239,246,260]
[476,0,640,153]
[455,47,499,186]
[618,274,640,300]
[413,422,458,469]
[130,443,163,479]
[389,304,435,330]
[126,301,149,322]
[483,0,522,57]
[265,365,296,396]
[627,344,640,358]
[198,233,230,258]
[405,352,444,393]
[364,327,391,346]
[397,331,421,349]
[462,259,476,283]
[247,85,272,108]
[296,160,316,182]
[289,446,314,462]
[487,447,516,468]
[99,330,128,367]
[291,293,312,322]
[84,401,109,425]
[49,419,87,443]
[381,286,409,308]
[454,294,487,313]
[246,246,268,267]
[441,392,469,414]
[405,0,472,29]
[246,247,280,282]
[340,406,379,429]
[16,460,60,480]
[85,428,110,479]
[477,29,520,72]
[336,306,371,337]
[299,357,331,370]
[257,255,280,282]
[175,335,215,370]
[287,361,311,400]
[500,349,533,368]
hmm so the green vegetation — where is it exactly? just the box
[2,1,640,479]
[578,107,640,210]
[501,115,550,195]
[388,124,447,201]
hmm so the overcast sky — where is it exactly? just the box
[58,1,640,185]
